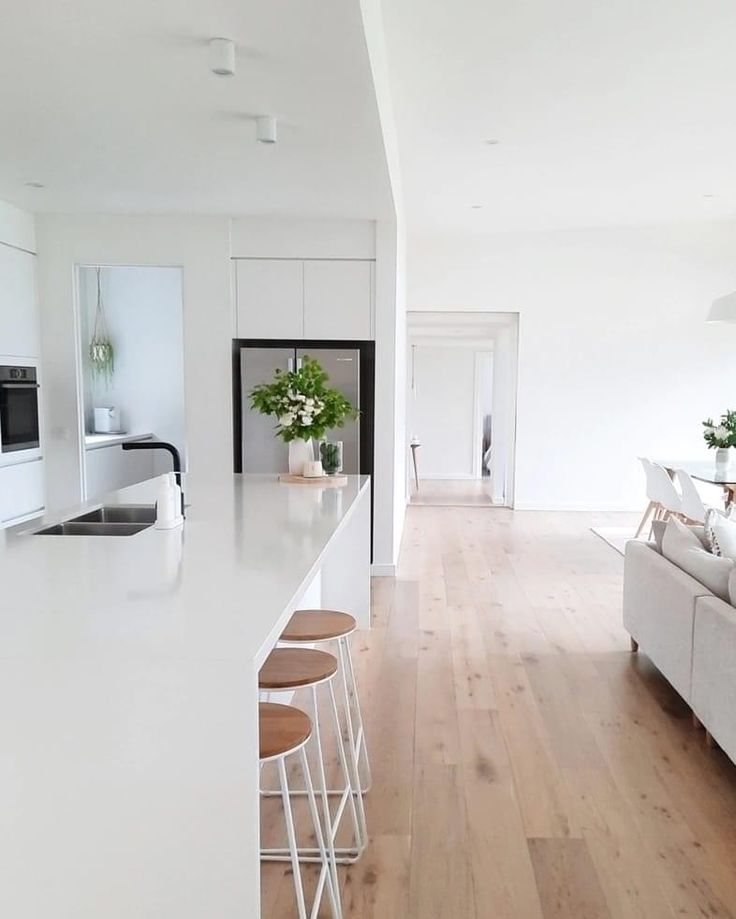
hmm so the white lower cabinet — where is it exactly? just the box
[84,443,155,502]
[0,458,45,525]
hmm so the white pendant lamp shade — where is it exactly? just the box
[256,115,277,144]
[708,292,736,323]
[209,38,235,76]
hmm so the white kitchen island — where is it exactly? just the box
[0,473,371,918]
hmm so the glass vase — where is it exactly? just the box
[319,440,343,476]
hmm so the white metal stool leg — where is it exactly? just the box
[337,640,368,848]
[339,635,372,794]
[261,674,365,864]
[277,755,307,919]
[268,745,341,919]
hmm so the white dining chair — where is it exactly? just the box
[674,469,707,524]
[635,458,683,538]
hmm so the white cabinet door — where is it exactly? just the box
[0,245,39,357]
[303,260,372,340]
[0,458,45,523]
[84,444,156,502]
[236,259,304,339]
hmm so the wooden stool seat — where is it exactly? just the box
[259,648,338,690]
[281,610,356,642]
[259,702,312,760]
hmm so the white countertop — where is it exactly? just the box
[84,431,153,450]
[0,473,371,917]
[0,473,369,665]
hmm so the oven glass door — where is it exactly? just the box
[0,380,40,452]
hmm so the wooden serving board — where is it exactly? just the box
[279,474,348,487]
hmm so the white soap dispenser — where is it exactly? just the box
[155,473,183,530]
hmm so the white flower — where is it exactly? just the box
[716,424,729,440]
[301,416,311,426]
[705,425,716,435]
[279,414,295,426]
[296,393,306,401]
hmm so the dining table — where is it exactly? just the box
[657,459,736,507]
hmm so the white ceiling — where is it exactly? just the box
[0,0,392,218]
[382,0,736,233]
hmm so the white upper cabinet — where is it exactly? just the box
[303,260,372,340]
[0,245,39,357]
[236,259,304,339]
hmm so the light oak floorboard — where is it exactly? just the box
[261,507,736,917]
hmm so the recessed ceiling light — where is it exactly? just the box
[25,181,44,188]
[703,193,715,199]
[470,204,484,210]
[485,139,499,146]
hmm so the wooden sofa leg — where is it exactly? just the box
[630,637,639,653]
[692,712,701,730]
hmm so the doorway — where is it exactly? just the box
[406,312,518,507]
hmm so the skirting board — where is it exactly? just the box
[514,500,642,512]
[371,564,396,577]
[417,473,478,481]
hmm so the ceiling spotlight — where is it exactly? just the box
[485,139,499,146]
[703,193,715,199]
[256,115,277,144]
[24,181,44,189]
[209,38,235,76]
[470,204,484,210]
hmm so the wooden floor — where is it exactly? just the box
[262,506,736,918]
[410,478,494,507]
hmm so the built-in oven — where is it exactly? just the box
[0,365,40,454]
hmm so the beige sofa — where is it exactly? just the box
[623,539,736,762]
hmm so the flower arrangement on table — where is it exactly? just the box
[249,356,357,475]
[702,411,736,449]
[703,411,736,467]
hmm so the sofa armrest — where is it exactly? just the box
[623,539,711,702]
[692,594,736,763]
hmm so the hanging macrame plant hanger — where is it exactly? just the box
[89,267,114,383]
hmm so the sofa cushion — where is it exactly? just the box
[661,517,734,602]
[706,509,736,560]
[728,569,736,607]
[652,518,707,553]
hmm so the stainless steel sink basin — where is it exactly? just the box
[70,504,156,525]
[34,521,152,536]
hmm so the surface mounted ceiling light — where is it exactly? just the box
[707,292,736,323]
[256,115,277,144]
[209,38,235,76]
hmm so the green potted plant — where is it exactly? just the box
[702,410,736,467]
[250,356,357,475]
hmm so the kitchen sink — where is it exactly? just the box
[70,504,157,525]
[34,521,152,536]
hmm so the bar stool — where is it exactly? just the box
[259,702,340,919]
[259,648,366,870]
[281,610,372,795]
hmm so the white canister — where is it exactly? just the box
[303,460,324,478]
[94,406,119,433]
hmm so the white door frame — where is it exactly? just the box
[406,311,519,507]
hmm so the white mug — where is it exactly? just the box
[303,460,323,478]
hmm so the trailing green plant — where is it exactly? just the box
[89,267,115,383]
[702,410,736,448]
[250,355,357,442]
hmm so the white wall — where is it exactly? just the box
[411,345,476,478]
[0,199,35,254]
[36,216,232,511]
[78,266,186,464]
[408,221,736,510]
